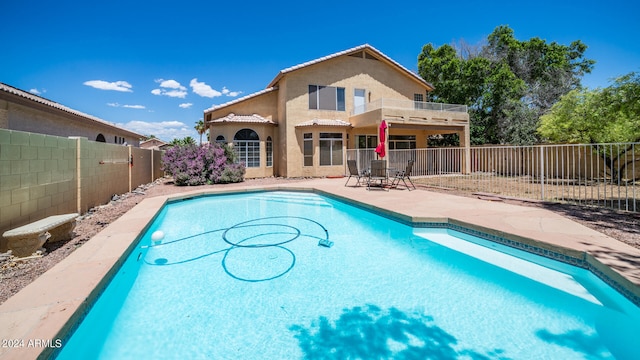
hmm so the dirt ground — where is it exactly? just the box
[1,177,638,304]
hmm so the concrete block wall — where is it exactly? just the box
[152,149,164,180]
[77,138,131,213]
[131,147,151,190]
[1,129,165,251]
[0,130,78,245]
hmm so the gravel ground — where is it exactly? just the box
[1,177,638,305]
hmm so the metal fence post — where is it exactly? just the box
[540,146,545,200]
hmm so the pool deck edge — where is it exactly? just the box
[0,179,639,359]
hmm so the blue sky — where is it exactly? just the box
[2,0,638,142]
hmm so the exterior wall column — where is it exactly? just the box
[128,145,133,192]
[69,136,86,214]
[461,124,471,174]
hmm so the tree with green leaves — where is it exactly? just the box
[194,119,207,145]
[170,136,196,146]
[418,25,595,145]
[538,72,640,181]
[538,72,640,144]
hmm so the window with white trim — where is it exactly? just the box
[303,133,313,166]
[319,132,343,166]
[266,136,273,167]
[414,93,425,109]
[234,129,260,167]
[309,85,345,111]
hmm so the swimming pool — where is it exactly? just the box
[57,191,640,359]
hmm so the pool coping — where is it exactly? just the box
[0,180,639,359]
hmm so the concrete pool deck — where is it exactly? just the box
[1,178,639,359]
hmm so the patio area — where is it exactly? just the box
[1,177,639,359]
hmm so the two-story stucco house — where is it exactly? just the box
[204,44,470,178]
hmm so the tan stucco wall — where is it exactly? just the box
[279,55,430,177]
[205,90,278,124]
[294,127,348,177]
[206,91,279,178]
[277,80,289,177]
[0,98,140,146]
[207,123,276,179]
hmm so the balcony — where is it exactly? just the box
[351,98,468,116]
[349,98,469,130]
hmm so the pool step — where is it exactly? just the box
[251,192,332,207]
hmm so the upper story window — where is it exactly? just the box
[414,93,425,110]
[309,85,345,111]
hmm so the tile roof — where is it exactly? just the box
[267,44,434,90]
[204,87,278,113]
[295,119,352,127]
[0,82,143,137]
[208,113,276,125]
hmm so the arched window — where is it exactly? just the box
[215,135,226,144]
[266,136,273,167]
[96,134,106,142]
[233,129,260,167]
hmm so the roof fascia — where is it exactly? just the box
[266,44,434,91]
[204,86,278,113]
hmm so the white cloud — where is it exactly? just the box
[190,78,222,98]
[84,80,133,92]
[179,103,193,109]
[108,103,146,109]
[151,79,188,98]
[29,88,44,95]
[117,120,196,140]
[221,86,242,97]
[156,79,186,90]
[165,90,188,98]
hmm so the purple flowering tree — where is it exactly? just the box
[162,143,245,186]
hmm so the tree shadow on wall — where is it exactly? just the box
[289,304,506,360]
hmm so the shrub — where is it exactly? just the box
[162,143,245,186]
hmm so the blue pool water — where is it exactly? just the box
[57,191,640,359]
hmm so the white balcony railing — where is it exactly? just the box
[351,98,468,116]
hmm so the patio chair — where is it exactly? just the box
[391,160,416,191]
[367,160,389,191]
[345,159,365,187]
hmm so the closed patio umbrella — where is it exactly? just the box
[374,120,387,158]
